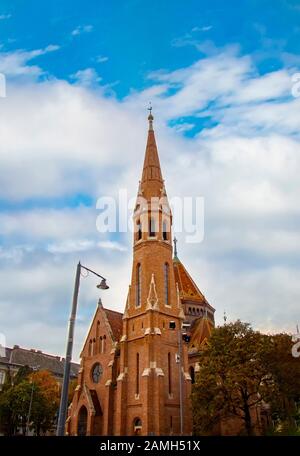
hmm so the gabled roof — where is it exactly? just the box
[81,301,123,356]
[103,308,123,341]
[173,256,207,303]
[2,346,79,377]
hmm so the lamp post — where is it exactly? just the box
[56,262,109,436]
[26,365,40,436]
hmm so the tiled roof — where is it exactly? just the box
[189,317,214,351]
[103,308,123,341]
[173,257,207,303]
[5,347,80,377]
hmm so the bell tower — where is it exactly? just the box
[115,111,192,436]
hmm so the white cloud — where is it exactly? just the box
[0,45,299,358]
[0,44,60,78]
[0,14,11,20]
[192,26,213,32]
[71,25,93,36]
[71,67,102,86]
[96,55,109,63]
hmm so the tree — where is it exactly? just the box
[0,369,60,435]
[191,321,279,436]
[261,333,300,430]
[68,378,78,405]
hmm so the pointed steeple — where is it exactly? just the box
[140,109,164,200]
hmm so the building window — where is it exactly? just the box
[136,263,141,307]
[164,263,170,306]
[133,417,142,435]
[168,352,172,394]
[102,335,106,353]
[162,220,168,241]
[99,336,102,354]
[136,219,142,241]
[136,353,140,395]
[189,366,195,384]
[91,362,103,383]
[88,339,92,356]
[149,217,156,237]
[92,338,96,355]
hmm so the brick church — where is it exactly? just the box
[67,111,215,436]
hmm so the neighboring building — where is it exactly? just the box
[0,345,80,389]
[68,112,215,436]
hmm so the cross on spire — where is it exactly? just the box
[147,102,154,130]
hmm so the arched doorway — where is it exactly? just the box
[133,417,142,435]
[77,406,88,436]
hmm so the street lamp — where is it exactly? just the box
[26,365,40,436]
[56,262,109,436]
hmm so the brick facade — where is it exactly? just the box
[68,113,215,436]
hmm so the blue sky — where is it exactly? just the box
[1,0,300,97]
[0,1,300,359]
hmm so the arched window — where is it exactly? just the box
[164,263,170,306]
[133,417,142,435]
[149,217,156,237]
[88,340,92,356]
[136,219,142,241]
[136,353,140,395]
[102,335,106,353]
[92,338,96,356]
[136,263,141,307]
[189,366,195,384]
[162,220,168,241]
[188,307,192,314]
[168,352,172,394]
[99,336,102,354]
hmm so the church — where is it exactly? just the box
[67,111,215,436]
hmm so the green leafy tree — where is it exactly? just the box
[0,369,60,435]
[261,333,300,431]
[191,321,279,436]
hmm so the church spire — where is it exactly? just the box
[148,103,154,131]
[140,108,164,200]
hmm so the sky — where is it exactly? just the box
[0,0,300,360]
